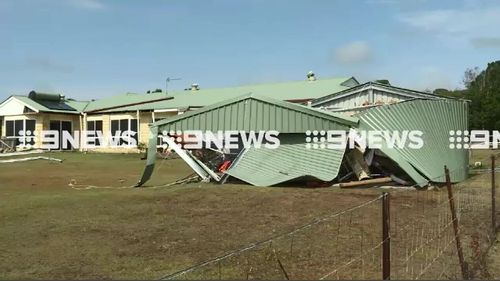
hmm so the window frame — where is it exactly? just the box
[5,119,36,147]
[86,120,103,147]
[110,118,138,147]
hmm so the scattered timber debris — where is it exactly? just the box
[337,177,393,188]
[0,149,45,157]
[0,156,63,164]
[0,138,16,153]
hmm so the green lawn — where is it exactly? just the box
[0,151,498,279]
[0,152,384,279]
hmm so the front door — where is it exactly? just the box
[49,120,73,150]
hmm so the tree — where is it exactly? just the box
[433,88,467,99]
[462,67,480,89]
[468,61,500,130]
[432,61,500,130]
[374,79,391,85]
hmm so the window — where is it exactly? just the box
[110,119,138,147]
[86,120,103,146]
[5,119,36,146]
[49,120,73,150]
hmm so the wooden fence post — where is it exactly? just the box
[445,166,468,279]
[382,192,391,280]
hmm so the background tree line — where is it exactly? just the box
[432,61,500,130]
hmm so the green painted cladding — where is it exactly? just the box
[152,95,358,133]
[357,99,469,184]
[226,134,346,186]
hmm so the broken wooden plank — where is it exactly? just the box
[339,177,392,188]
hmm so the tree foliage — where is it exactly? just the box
[434,61,500,130]
[468,61,500,130]
[462,67,480,89]
[374,79,391,85]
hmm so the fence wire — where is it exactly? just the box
[161,195,384,280]
[160,154,499,280]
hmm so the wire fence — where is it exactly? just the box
[160,154,499,280]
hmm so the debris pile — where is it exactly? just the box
[0,138,16,153]
[136,96,470,189]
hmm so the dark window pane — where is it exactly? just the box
[86,121,95,146]
[95,121,103,146]
[6,121,14,137]
[95,120,103,131]
[111,120,119,145]
[25,120,35,132]
[130,119,138,144]
[49,120,60,131]
[61,121,72,150]
[49,121,61,149]
[119,119,128,145]
[25,120,36,146]
[87,121,94,131]
[14,120,23,136]
[111,120,119,134]
[119,119,128,131]
[61,121,72,132]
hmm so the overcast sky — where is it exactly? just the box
[1,0,499,101]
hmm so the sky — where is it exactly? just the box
[0,0,499,101]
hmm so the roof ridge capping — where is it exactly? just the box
[151,93,359,129]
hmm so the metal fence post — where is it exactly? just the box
[445,166,468,279]
[382,192,390,280]
[493,155,497,233]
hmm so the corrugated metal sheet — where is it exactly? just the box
[357,99,469,184]
[6,96,88,114]
[226,134,345,186]
[137,95,357,187]
[152,94,358,133]
[89,77,357,113]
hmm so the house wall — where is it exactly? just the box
[83,111,177,153]
[0,98,29,116]
[2,113,80,149]
[372,90,405,104]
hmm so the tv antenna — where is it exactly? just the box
[166,77,182,94]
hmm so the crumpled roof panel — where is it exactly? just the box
[226,134,346,187]
[357,99,469,184]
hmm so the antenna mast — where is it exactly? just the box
[166,77,182,94]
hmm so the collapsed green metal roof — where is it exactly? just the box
[137,94,358,187]
[137,94,470,188]
[356,99,469,185]
[226,134,345,187]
